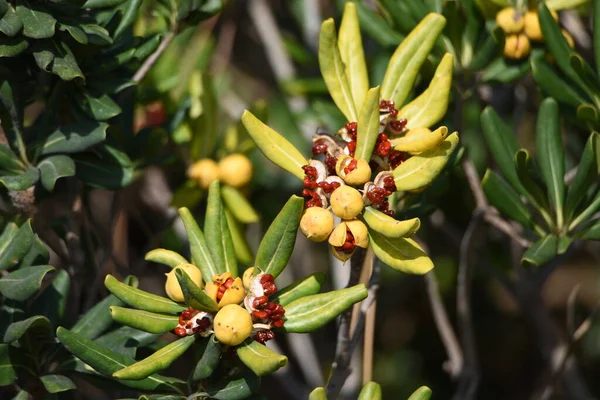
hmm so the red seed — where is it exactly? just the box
[272,319,285,328]
[253,310,269,320]
[174,327,187,337]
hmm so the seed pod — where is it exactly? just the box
[105,275,185,314]
[524,9,558,41]
[206,274,246,308]
[213,304,253,346]
[335,155,372,185]
[328,220,369,262]
[237,340,288,376]
[113,335,196,380]
[299,207,335,242]
[192,334,222,381]
[218,153,253,188]
[165,264,202,303]
[503,33,531,60]
[358,382,382,400]
[271,272,325,307]
[187,159,219,189]
[330,186,364,219]
[109,306,179,333]
[496,8,524,34]
[283,284,368,333]
[242,267,256,290]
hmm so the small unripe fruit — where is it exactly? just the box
[165,264,203,302]
[523,9,558,41]
[336,156,372,186]
[242,267,255,290]
[218,154,253,188]
[187,159,219,189]
[496,8,524,34]
[300,207,335,242]
[213,304,253,346]
[504,33,531,60]
[330,186,364,219]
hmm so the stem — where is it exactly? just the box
[133,29,177,83]
[362,299,376,384]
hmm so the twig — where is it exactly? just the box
[362,299,376,384]
[133,29,177,83]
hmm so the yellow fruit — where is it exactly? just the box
[496,8,524,34]
[328,220,369,262]
[299,207,335,242]
[187,159,219,189]
[242,267,255,290]
[523,9,557,41]
[335,156,372,186]
[165,264,203,302]
[218,154,253,188]
[504,34,531,60]
[218,277,246,308]
[213,304,253,346]
[330,186,364,220]
[345,220,369,248]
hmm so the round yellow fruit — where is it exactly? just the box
[299,207,335,242]
[187,159,219,189]
[213,304,253,346]
[335,156,372,186]
[330,186,364,220]
[218,154,253,188]
[504,33,531,60]
[496,8,524,34]
[165,263,203,302]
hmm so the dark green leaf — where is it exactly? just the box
[133,34,161,61]
[0,167,39,190]
[522,234,558,267]
[0,6,22,37]
[514,149,550,211]
[175,269,218,312]
[530,51,587,109]
[178,207,218,280]
[481,169,533,228]
[0,143,22,173]
[73,145,134,189]
[0,35,28,57]
[50,41,84,81]
[207,373,260,400]
[81,24,112,45]
[15,0,55,39]
[0,299,24,340]
[20,234,49,267]
[59,23,88,44]
[3,315,51,343]
[566,132,600,219]
[468,27,501,71]
[536,98,565,228]
[74,90,121,121]
[83,0,127,8]
[0,220,33,271]
[0,265,55,301]
[353,1,404,47]
[581,219,600,240]
[40,374,76,393]
[204,180,236,277]
[95,326,161,359]
[71,293,126,339]
[30,269,70,327]
[0,344,16,385]
[38,155,75,191]
[254,195,303,278]
[113,0,143,39]
[481,57,530,83]
[192,335,221,381]
[40,121,107,156]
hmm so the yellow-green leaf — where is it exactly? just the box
[393,132,459,191]
[399,53,454,130]
[369,231,433,274]
[338,2,369,110]
[145,249,188,269]
[381,13,446,107]
[390,126,449,153]
[222,185,259,224]
[362,207,420,238]
[319,18,358,121]
[237,340,288,376]
[355,86,381,161]
[545,0,589,10]
[241,111,307,180]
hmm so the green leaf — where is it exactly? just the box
[546,0,590,9]
[514,149,550,212]
[4,315,51,343]
[0,265,55,301]
[358,382,382,400]
[0,35,28,57]
[192,335,221,381]
[175,269,218,312]
[0,344,16,385]
[369,231,433,274]
[270,272,325,307]
[15,0,55,39]
[0,298,23,340]
[241,111,308,180]
[40,121,107,156]
[73,145,134,190]
[0,167,39,190]
[362,207,420,238]
[393,132,459,191]
[595,0,600,78]
[225,209,254,265]
[355,86,381,161]
[205,181,237,277]
[36,40,83,81]
[38,155,75,191]
[353,0,405,47]
[206,373,260,400]
[482,169,533,228]
[145,249,188,269]
[581,219,600,240]
[522,234,558,267]
[95,326,161,359]
[390,126,449,153]
[74,90,122,121]
[21,233,49,267]
[400,53,453,130]
[237,340,287,376]
[566,132,600,219]
[113,0,143,39]
[531,51,587,109]
[536,98,565,228]
[133,34,162,61]
[481,57,530,83]
[338,2,369,109]
[381,13,446,107]
[221,185,259,224]
[319,18,357,121]
[0,220,33,271]
[113,335,195,380]
[40,374,76,393]
[407,386,433,400]
[81,24,112,45]
[255,195,304,278]
[0,144,22,174]
[105,275,185,314]
[0,6,22,37]
[109,307,180,334]
[30,269,70,327]
[569,191,600,231]
[309,387,327,400]
[56,327,186,393]
[178,207,218,281]
[82,0,127,8]
[59,23,88,44]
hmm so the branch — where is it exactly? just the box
[133,29,177,83]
